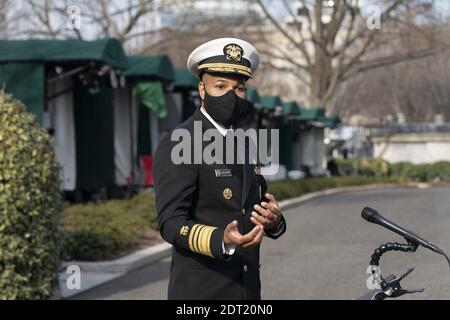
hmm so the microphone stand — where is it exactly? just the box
[365,239,424,299]
[370,239,418,267]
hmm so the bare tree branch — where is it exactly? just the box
[118,0,154,41]
[344,46,441,79]
[98,0,120,37]
[255,0,312,66]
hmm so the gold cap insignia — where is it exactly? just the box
[223,44,243,62]
[223,188,233,200]
[180,225,189,236]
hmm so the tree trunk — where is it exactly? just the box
[309,48,333,108]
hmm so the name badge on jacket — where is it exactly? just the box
[215,169,232,177]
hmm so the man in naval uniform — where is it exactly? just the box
[153,38,286,300]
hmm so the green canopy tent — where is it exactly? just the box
[260,95,283,113]
[124,54,176,146]
[125,54,175,124]
[297,107,326,123]
[125,55,175,82]
[173,68,199,91]
[246,88,261,105]
[259,95,284,134]
[122,55,177,187]
[282,100,301,116]
[0,38,128,67]
[294,107,343,176]
[277,100,303,171]
[257,95,287,175]
[322,114,342,129]
[0,38,128,125]
[258,95,285,129]
[237,87,260,129]
[172,68,200,121]
[296,107,341,128]
[0,38,128,195]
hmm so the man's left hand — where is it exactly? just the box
[251,193,282,230]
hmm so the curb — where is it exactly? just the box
[277,182,423,211]
[57,242,172,299]
[62,242,172,274]
[57,182,429,299]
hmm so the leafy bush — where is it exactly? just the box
[0,91,61,299]
[429,161,450,182]
[386,161,450,182]
[123,191,159,230]
[60,191,158,261]
[388,162,411,178]
[268,176,403,201]
[400,163,430,182]
[335,158,389,177]
[335,158,450,183]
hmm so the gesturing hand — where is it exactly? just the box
[223,220,264,249]
[251,193,282,230]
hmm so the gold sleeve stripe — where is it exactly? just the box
[192,225,202,253]
[198,227,208,256]
[188,224,217,257]
[188,224,200,253]
[198,226,210,256]
[205,227,215,257]
[197,227,206,255]
[194,225,206,254]
[199,225,217,257]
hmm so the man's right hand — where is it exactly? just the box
[223,220,264,249]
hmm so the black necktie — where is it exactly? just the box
[223,132,243,184]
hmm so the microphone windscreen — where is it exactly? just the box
[361,207,379,223]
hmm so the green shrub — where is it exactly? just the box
[333,159,356,176]
[428,161,450,182]
[401,163,430,182]
[335,158,450,183]
[0,91,62,299]
[123,191,159,230]
[334,158,389,177]
[60,191,158,261]
[388,161,411,177]
[387,161,450,182]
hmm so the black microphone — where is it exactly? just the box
[362,207,450,267]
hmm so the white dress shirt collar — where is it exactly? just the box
[200,106,233,137]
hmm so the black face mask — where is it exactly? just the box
[203,89,249,127]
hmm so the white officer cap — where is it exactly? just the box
[187,37,260,79]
